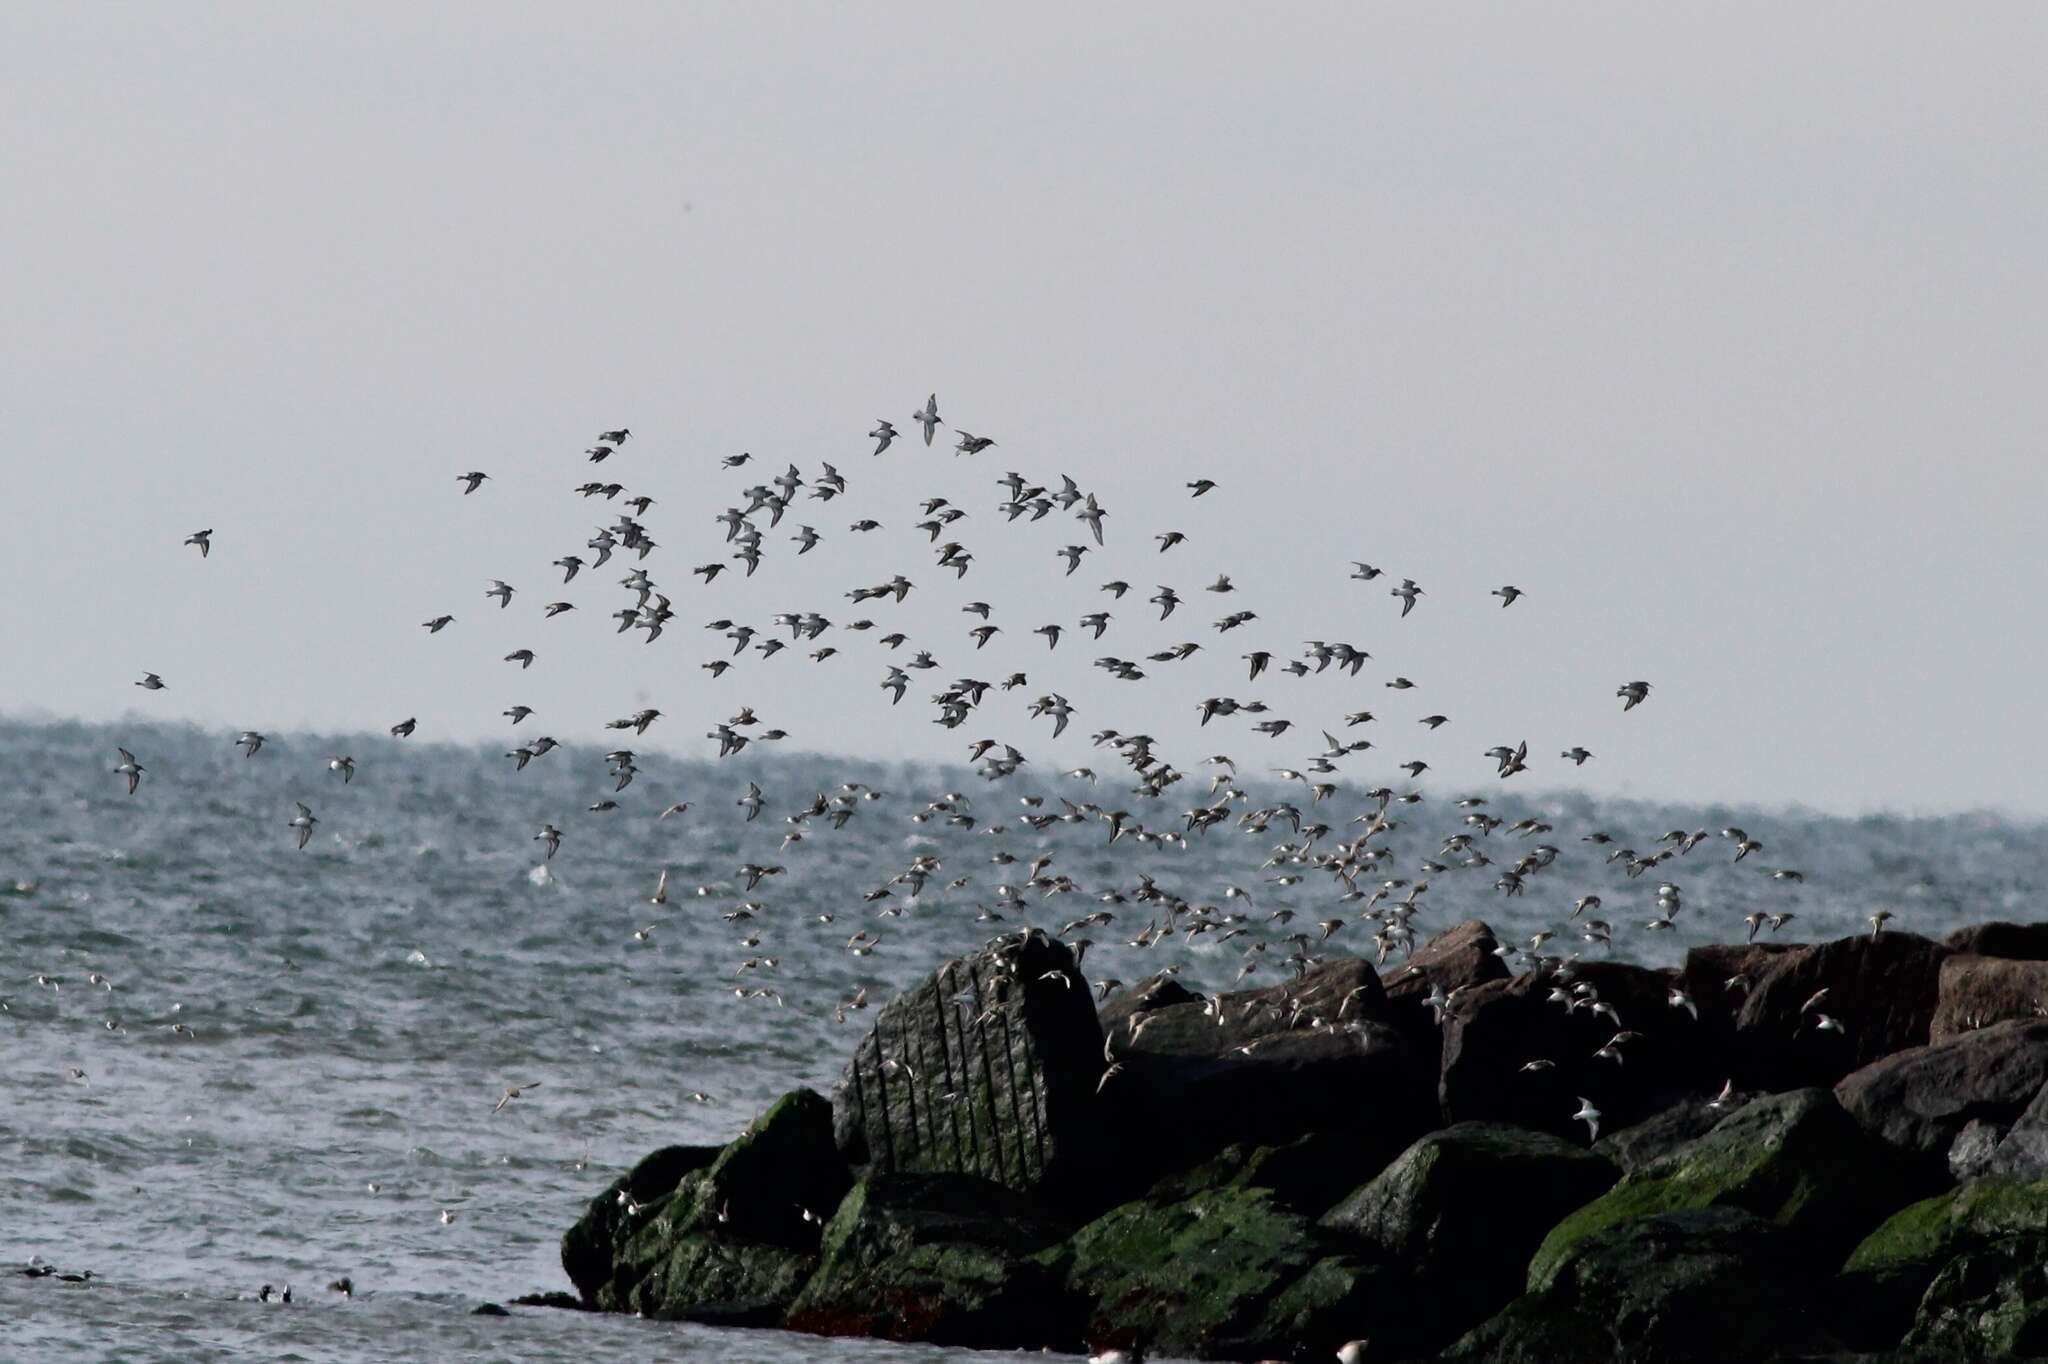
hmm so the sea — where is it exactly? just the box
[5,715,2045,1362]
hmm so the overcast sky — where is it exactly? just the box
[2,4,2043,818]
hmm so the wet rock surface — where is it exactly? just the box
[1729,932,1950,1090]
[1320,1121,1618,1356]
[829,930,1108,1206]
[1834,1018,2048,1175]
[558,925,2048,1362]
[1444,1208,1829,1364]
[1930,952,2048,1042]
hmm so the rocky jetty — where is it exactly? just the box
[557,921,2048,1361]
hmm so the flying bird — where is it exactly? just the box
[913,394,941,446]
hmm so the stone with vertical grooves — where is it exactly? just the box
[831,930,1108,1206]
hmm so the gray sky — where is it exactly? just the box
[3,3,2044,817]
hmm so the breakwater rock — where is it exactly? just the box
[560,921,2048,1361]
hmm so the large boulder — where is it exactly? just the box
[585,1089,853,1323]
[1380,919,1510,1040]
[1526,1088,1912,1287]
[1930,953,2048,1042]
[1838,1178,2048,1348]
[831,930,1108,1207]
[1100,957,1433,1179]
[1151,1123,1422,1222]
[562,1144,720,1303]
[1678,941,1801,1014]
[1097,972,1199,1033]
[1592,1097,1738,1174]
[1727,932,1951,1090]
[1833,1018,2048,1175]
[1037,1181,1389,1362]
[1438,959,1720,1139]
[1990,1075,2048,1177]
[1944,921,2048,960]
[1441,1208,1829,1364]
[1320,1122,1618,1357]
[1901,1236,2048,1359]
[782,1172,1077,1348]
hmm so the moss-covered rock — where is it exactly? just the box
[1901,1235,2048,1359]
[571,1089,853,1324]
[1527,1088,1912,1289]
[1592,1097,1735,1173]
[620,1213,816,1325]
[1444,1208,1829,1364]
[1319,1122,1617,1357]
[560,1143,720,1303]
[1232,1125,1415,1218]
[783,1172,1077,1348]
[1038,1181,1389,1361]
[1836,1178,2048,1347]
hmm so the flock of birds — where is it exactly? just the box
[35,393,1830,1323]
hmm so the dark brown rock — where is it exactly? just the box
[1931,954,2048,1042]
[1677,941,1801,1038]
[1382,920,1510,1042]
[1439,960,1721,1139]
[1944,921,2048,961]
[1102,958,1432,1177]
[1835,1018,2048,1174]
[1729,932,1951,1090]
[1097,972,1199,1034]
[831,930,1109,1207]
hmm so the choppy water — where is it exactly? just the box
[4,715,2044,1362]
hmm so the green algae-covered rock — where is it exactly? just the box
[561,1143,720,1303]
[1526,1087,1910,1290]
[1901,1235,2048,1359]
[1443,1207,1828,1364]
[621,1211,816,1325]
[1836,1177,2048,1347]
[783,1172,1077,1348]
[1145,1124,1414,1220]
[573,1089,853,1323]
[1319,1122,1618,1357]
[1039,1181,1389,1360]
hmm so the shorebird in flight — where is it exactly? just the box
[913,394,941,446]
[493,1081,542,1114]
